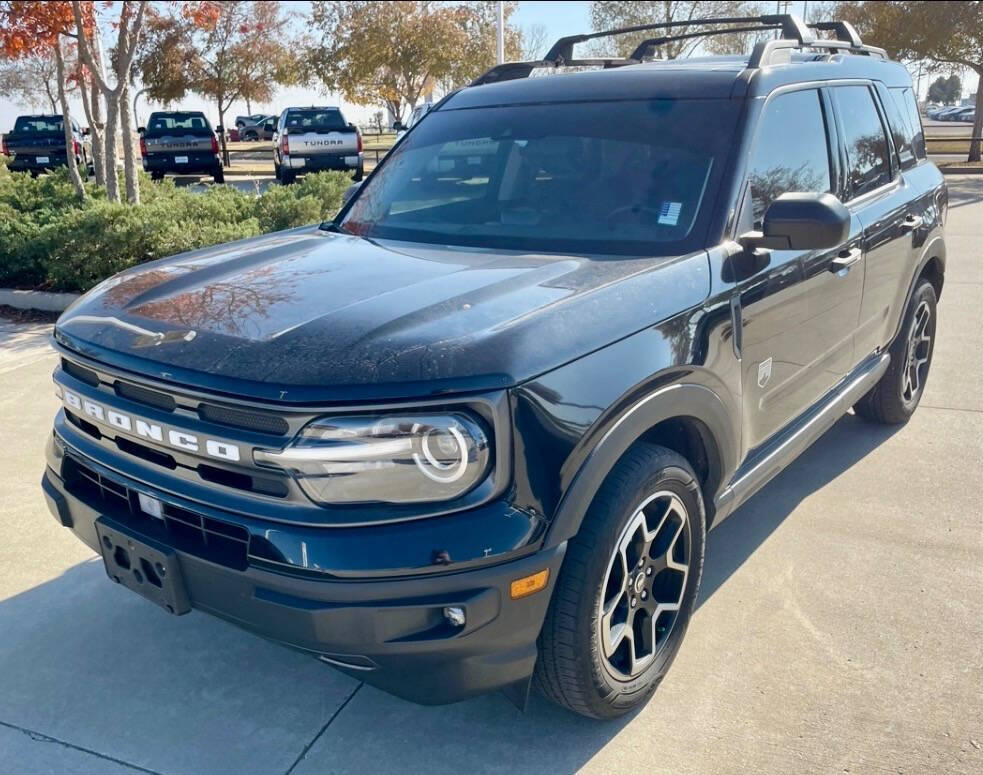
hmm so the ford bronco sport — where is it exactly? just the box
[43,15,945,719]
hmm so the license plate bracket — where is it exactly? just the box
[95,517,191,615]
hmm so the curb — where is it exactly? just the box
[0,289,80,313]
[938,166,983,175]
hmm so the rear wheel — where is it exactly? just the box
[535,444,706,719]
[279,165,296,185]
[150,171,165,182]
[213,166,225,184]
[352,162,364,182]
[854,278,937,424]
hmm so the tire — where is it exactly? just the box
[535,443,706,719]
[352,162,364,182]
[150,171,165,182]
[279,165,296,185]
[213,167,225,184]
[854,277,937,425]
[243,131,257,142]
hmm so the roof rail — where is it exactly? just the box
[629,24,782,61]
[544,14,812,62]
[469,14,886,87]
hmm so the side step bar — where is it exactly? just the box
[713,352,890,525]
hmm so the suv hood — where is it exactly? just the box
[55,227,709,402]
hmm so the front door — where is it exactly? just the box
[736,87,865,454]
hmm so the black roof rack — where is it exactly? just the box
[470,13,886,87]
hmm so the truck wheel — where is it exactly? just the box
[150,171,165,182]
[213,167,225,184]
[854,277,937,425]
[352,163,364,182]
[535,443,706,719]
[279,166,296,185]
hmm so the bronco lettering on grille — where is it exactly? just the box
[61,389,242,462]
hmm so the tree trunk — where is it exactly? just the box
[246,97,252,115]
[969,71,983,163]
[89,81,106,186]
[218,102,229,167]
[119,81,141,204]
[53,40,87,200]
[103,93,121,203]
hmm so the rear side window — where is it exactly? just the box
[13,116,63,133]
[747,89,832,224]
[891,87,926,160]
[147,113,210,134]
[284,109,347,130]
[832,86,892,198]
[880,87,916,170]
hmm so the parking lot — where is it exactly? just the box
[1,176,981,775]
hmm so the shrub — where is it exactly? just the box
[0,168,352,293]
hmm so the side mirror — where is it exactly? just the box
[392,120,405,131]
[341,181,362,205]
[740,192,850,252]
[137,126,146,134]
[82,127,90,136]
[216,124,224,133]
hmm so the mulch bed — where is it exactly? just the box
[0,304,60,324]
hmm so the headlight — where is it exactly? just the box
[254,413,491,505]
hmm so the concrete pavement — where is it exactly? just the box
[1,179,981,774]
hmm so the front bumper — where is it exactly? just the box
[42,434,564,705]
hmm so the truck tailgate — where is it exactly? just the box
[287,130,359,156]
[144,134,214,154]
[5,134,68,157]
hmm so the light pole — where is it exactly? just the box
[132,87,148,129]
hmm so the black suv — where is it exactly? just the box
[42,16,945,719]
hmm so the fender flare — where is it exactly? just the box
[887,234,946,345]
[542,382,738,549]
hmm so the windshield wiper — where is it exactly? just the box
[319,222,344,233]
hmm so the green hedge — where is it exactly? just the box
[0,161,352,293]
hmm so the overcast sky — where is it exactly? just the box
[0,0,969,132]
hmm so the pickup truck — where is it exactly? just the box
[272,107,363,185]
[2,114,90,177]
[139,111,224,183]
[43,15,945,720]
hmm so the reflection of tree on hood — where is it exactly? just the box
[104,265,298,338]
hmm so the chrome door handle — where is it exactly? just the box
[901,214,923,233]
[830,248,862,274]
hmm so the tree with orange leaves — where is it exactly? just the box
[0,0,90,198]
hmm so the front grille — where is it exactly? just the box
[199,403,289,436]
[63,455,249,571]
[114,380,177,412]
[62,358,100,386]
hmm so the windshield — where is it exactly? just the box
[14,116,64,133]
[338,99,739,255]
[147,113,211,135]
[285,109,347,131]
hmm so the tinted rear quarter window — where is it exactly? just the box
[747,89,832,224]
[832,85,892,198]
[891,87,926,160]
[880,87,916,170]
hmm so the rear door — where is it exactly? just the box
[828,84,916,360]
[736,87,865,453]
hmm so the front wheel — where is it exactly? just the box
[535,444,706,719]
[854,277,937,424]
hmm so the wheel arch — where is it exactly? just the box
[543,383,738,549]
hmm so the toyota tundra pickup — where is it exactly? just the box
[139,111,224,183]
[2,114,90,176]
[273,106,363,184]
[43,15,945,719]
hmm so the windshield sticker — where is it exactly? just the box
[658,201,682,226]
